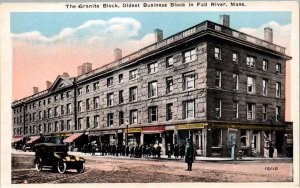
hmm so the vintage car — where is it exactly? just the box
[34,143,85,174]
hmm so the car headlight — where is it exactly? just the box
[64,156,71,161]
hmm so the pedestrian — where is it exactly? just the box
[180,143,185,158]
[174,144,179,158]
[167,143,172,158]
[185,138,194,171]
[157,144,161,158]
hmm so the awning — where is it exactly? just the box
[63,133,83,143]
[27,136,41,144]
[12,136,23,143]
[142,126,165,133]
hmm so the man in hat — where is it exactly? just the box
[185,138,194,171]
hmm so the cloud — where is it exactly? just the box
[239,21,291,54]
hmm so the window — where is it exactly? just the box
[215,70,222,88]
[33,113,36,121]
[93,82,99,90]
[60,93,64,100]
[119,74,123,83]
[67,103,71,114]
[61,105,64,115]
[148,106,158,122]
[263,79,268,96]
[119,111,124,125]
[233,74,239,90]
[54,107,58,117]
[148,62,158,74]
[263,60,268,71]
[67,120,71,130]
[107,113,114,126]
[184,49,196,63]
[263,104,267,121]
[94,115,99,128]
[246,56,255,68]
[86,117,90,129]
[66,91,71,98]
[55,122,59,132]
[247,103,256,120]
[215,99,221,118]
[166,56,174,67]
[60,120,64,131]
[183,100,195,119]
[77,118,82,130]
[78,101,82,112]
[232,52,238,63]
[148,81,158,98]
[119,90,124,104]
[48,108,52,118]
[39,101,41,107]
[78,88,83,95]
[183,72,195,90]
[247,76,256,94]
[129,69,138,80]
[276,106,281,122]
[130,110,138,124]
[214,47,221,59]
[166,77,173,94]
[276,82,281,97]
[107,77,114,87]
[86,99,90,111]
[86,85,90,93]
[94,97,99,109]
[48,98,51,104]
[129,87,137,102]
[166,103,173,121]
[48,123,52,132]
[107,93,114,106]
[276,64,282,74]
[233,101,239,119]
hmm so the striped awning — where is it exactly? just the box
[63,133,83,143]
[27,136,41,144]
[12,136,23,143]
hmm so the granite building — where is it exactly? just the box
[12,15,292,157]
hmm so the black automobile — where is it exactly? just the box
[34,143,85,174]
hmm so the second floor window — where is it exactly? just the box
[129,87,137,102]
[166,77,173,94]
[130,110,138,124]
[148,106,158,122]
[233,101,239,119]
[183,100,194,119]
[276,106,281,122]
[183,72,195,90]
[247,56,255,68]
[215,70,221,88]
[166,103,173,121]
[107,77,114,87]
[214,47,221,59]
[119,90,124,104]
[107,93,114,106]
[94,115,99,128]
[233,74,239,90]
[263,60,268,71]
[119,111,124,125]
[67,120,71,130]
[148,81,157,98]
[276,82,281,97]
[94,97,99,109]
[86,117,90,129]
[129,69,138,80]
[148,62,158,74]
[263,79,268,95]
[215,99,221,118]
[247,103,256,120]
[184,49,196,63]
[247,76,256,94]
[107,113,114,126]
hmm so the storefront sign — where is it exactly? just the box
[125,128,142,133]
[142,126,165,132]
[177,123,205,130]
[165,125,175,130]
[211,123,285,131]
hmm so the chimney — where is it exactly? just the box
[83,62,92,73]
[33,87,39,94]
[63,72,69,78]
[46,81,52,89]
[114,48,122,61]
[264,27,273,43]
[77,65,84,76]
[220,15,230,27]
[154,29,163,42]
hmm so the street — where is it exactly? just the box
[12,153,293,183]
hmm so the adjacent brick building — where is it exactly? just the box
[12,15,291,157]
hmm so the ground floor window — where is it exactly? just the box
[211,129,222,147]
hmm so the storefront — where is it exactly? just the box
[124,128,142,146]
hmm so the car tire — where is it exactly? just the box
[57,160,67,174]
[76,164,85,173]
[35,158,43,172]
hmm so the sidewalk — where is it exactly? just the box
[12,149,292,163]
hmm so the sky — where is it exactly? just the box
[11,11,292,119]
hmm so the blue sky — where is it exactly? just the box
[11,12,291,39]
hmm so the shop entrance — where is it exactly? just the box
[275,131,284,154]
[143,133,161,146]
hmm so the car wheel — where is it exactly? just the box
[35,158,43,172]
[57,160,67,174]
[76,164,85,173]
